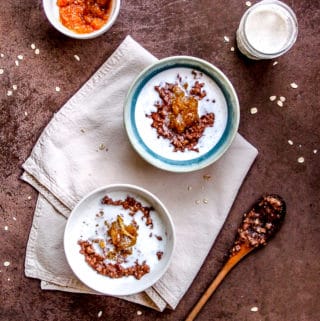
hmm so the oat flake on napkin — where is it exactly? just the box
[22,35,258,311]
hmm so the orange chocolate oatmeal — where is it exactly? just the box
[146,73,215,152]
[78,195,164,280]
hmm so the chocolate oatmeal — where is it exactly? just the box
[78,240,150,279]
[230,194,286,256]
[102,195,154,227]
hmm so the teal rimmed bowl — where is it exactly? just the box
[124,56,240,172]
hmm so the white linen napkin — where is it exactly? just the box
[22,35,258,311]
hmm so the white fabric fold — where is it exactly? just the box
[22,35,258,311]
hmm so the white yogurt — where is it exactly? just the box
[135,67,228,161]
[236,0,298,59]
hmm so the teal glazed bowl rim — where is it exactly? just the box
[123,56,240,173]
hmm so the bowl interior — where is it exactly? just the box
[124,56,240,172]
[43,0,121,39]
[64,184,175,296]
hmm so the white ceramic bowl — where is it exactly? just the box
[124,56,240,172]
[64,184,175,296]
[43,0,121,39]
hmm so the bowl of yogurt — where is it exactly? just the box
[124,56,240,172]
[64,184,175,296]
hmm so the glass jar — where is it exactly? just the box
[236,0,298,60]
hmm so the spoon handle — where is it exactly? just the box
[185,245,253,321]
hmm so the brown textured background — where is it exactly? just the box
[1,1,319,320]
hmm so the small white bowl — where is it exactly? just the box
[124,56,240,172]
[43,0,121,39]
[64,184,175,296]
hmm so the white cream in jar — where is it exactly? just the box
[236,0,298,59]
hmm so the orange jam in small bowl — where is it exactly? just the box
[43,0,121,39]
[57,0,113,34]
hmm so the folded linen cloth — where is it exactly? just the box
[22,35,258,311]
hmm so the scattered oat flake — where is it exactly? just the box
[99,143,106,150]
[74,54,80,61]
[195,200,200,205]
[290,82,298,88]
[203,199,208,204]
[313,149,318,154]
[224,36,230,42]
[137,310,142,316]
[288,140,293,145]
[97,311,103,318]
[13,217,17,221]
[250,306,258,312]
[7,90,13,96]
[17,55,23,60]
[269,95,277,101]
[4,261,10,267]
[35,48,40,55]
[55,86,61,92]
[0,53,4,58]
[7,278,11,281]
[12,85,17,90]
[187,185,192,191]
[279,96,286,102]
[277,100,283,107]
[27,195,32,200]
[250,107,258,114]
[80,128,85,133]
[24,111,28,116]
[297,157,305,163]
[273,61,278,66]
[230,46,235,51]
[4,226,8,231]
[15,60,19,66]
[246,1,252,6]
[0,69,4,74]
[31,43,36,50]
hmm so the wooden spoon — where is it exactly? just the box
[185,194,286,321]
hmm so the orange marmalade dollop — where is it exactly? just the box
[169,85,199,133]
[108,215,138,254]
[57,0,113,34]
